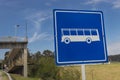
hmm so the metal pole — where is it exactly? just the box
[15,26,16,38]
[25,22,28,41]
[15,25,19,41]
[81,64,86,80]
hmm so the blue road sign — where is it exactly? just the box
[53,9,108,66]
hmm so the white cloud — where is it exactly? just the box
[25,11,53,43]
[85,0,107,4]
[29,32,53,43]
[45,0,58,7]
[0,0,21,7]
[108,42,120,55]
[112,0,120,8]
[26,11,50,30]
[45,2,52,6]
[85,0,110,10]
[85,0,120,9]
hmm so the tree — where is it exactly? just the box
[28,50,60,80]
[43,50,53,56]
[4,51,9,61]
[36,51,41,56]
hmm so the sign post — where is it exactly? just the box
[81,65,86,80]
[53,9,108,79]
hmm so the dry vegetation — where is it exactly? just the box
[85,63,120,80]
[63,62,120,80]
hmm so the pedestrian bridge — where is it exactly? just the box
[0,36,27,48]
[0,36,28,77]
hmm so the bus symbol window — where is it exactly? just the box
[61,28,100,44]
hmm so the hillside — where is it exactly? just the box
[109,54,120,62]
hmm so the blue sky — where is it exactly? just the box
[0,0,120,59]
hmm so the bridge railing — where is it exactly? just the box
[0,36,27,42]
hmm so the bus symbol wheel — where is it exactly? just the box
[64,37,70,44]
[86,37,92,44]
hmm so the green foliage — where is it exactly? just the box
[28,50,81,80]
[43,50,53,56]
[28,50,59,80]
[10,74,40,80]
[109,54,120,62]
[3,49,81,80]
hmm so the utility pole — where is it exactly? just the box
[15,25,20,41]
[25,22,28,41]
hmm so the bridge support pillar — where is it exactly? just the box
[24,48,28,77]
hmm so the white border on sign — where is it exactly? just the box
[54,10,107,64]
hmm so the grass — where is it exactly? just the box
[10,74,40,80]
[8,62,120,80]
[0,70,9,80]
[85,63,120,80]
[63,62,120,80]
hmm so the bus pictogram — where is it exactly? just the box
[61,28,100,44]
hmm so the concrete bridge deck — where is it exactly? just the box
[0,36,28,77]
